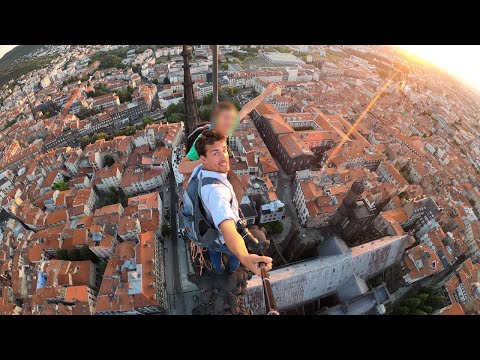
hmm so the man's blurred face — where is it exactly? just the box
[214,109,238,136]
[200,139,230,173]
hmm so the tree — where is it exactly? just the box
[165,103,178,117]
[203,93,213,105]
[394,288,446,315]
[403,297,421,310]
[93,132,109,141]
[220,63,228,70]
[105,186,120,205]
[77,108,96,120]
[91,51,126,70]
[142,116,155,127]
[425,295,445,308]
[168,113,183,123]
[79,245,98,262]
[132,65,141,74]
[422,287,435,295]
[392,306,410,315]
[219,91,229,102]
[232,100,241,111]
[416,292,429,305]
[411,309,428,315]
[152,78,158,85]
[161,224,172,237]
[398,192,409,201]
[163,76,170,85]
[418,305,433,314]
[250,89,259,97]
[56,248,69,260]
[199,106,213,121]
[264,221,284,235]
[52,180,69,192]
[114,89,132,103]
[104,154,115,167]
[176,101,186,114]
[469,199,476,207]
[81,136,92,149]
[67,248,81,261]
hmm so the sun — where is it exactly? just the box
[397,45,480,91]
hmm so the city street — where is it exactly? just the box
[272,158,298,243]
[163,171,200,314]
[164,173,186,314]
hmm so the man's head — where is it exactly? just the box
[211,101,238,137]
[195,130,230,173]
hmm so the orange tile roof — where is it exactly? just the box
[42,260,94,287]
[94,203,124,217]
[45,209,69,226]
[438,303,465,315]
[65,285,89,303]
[403,244,444,282]
[96,235,160,313]
[382,208,409,224]
[263,113,295,135]
[279,133,314,158]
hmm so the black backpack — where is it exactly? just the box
[181,165,233,248]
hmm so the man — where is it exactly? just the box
[193,129,273,276]
[178,83,278,183]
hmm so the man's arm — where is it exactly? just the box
[178,156,202,189]
[238,83,278,120]
[219,219,272,276]
[178,156,202,175]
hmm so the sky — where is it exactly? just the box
[397,45,480,91]
[0,45,17,59]
[1,44,480,90]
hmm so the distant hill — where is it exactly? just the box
[0,45,50,87]
[0,45,43,68]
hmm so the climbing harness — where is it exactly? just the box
[190,241,212,277]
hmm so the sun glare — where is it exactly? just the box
[398,45,480,91]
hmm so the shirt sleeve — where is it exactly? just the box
[186,138,200,161]
[202,184,236,229]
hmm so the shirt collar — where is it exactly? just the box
[200,168,228,181]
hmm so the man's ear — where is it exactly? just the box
[200,155,206,164]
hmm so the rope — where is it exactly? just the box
[190,241,212,277]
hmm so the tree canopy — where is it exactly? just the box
[114,89,132,103]
[168,113,183,123]
[392,287,446,315]
[52,180,69,192]
[104,154,115,167]
[263,221,284,235]
[199,106,213,121]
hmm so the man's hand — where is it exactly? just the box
[239,254,273,276]
[239,83,278,120]
[263,83,278,96]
